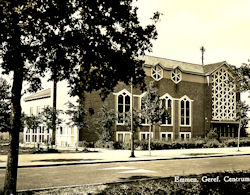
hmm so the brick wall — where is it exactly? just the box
[80,70,209,142]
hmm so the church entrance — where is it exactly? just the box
[211,123,238,138]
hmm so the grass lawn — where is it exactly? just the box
[0,143,97,155]
[16,170,250,195]
[0,143,37,155]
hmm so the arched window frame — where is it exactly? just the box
[151,64,163,81]
[115,89,131,125]
[160,93,173,126]
[179,95,192,127]
[171,68,182,84]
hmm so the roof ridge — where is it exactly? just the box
[204,61,227,66]
[145,55,202,66]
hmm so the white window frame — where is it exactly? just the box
[179,132,191,140]
[115,89,131,125]
[30,107,34,116]
[151,65,163,81]
[24,126,48,144]
[116,132,131,143]
[160,132,173,141]
[171,68,182,84]
[139,132,153,141]
[179,95,192,127]
[160,93,173,126]
[37,106,41,115]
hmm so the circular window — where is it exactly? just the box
[151,65,163,81]
[171,69,182,84]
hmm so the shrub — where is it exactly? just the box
[78,140,89,148]
[204,139,220,148]
[240,137,250,146]
[0,132,9,142]
[94,137,250,150]
[194,138,206,148]
[206,130,218,139]
[223,138,237,147]
[94,140,116,149]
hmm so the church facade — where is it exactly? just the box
[82,55,239,143]
[22,55,239,146]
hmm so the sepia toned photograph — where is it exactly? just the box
[0,0,249,194]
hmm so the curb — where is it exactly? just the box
[1,153,250,170]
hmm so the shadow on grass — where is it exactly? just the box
[119,175,159,181]
[184,153,220,156]
[31,158,102,162]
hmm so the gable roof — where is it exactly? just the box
[24,88,51,102]
[203,61,227,75]
[142,55,232,76]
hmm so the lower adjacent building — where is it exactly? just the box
[22,81,79,147]
[22,55,240,146]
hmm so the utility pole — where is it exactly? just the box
[130,77,135,157]
[200,46,205,65]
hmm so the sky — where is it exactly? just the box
[136,0,250,66]
[136,0,250,103]
[1,1,249,102]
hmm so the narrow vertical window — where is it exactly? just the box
[180,97,191,126]
[117,91,130,124]
[160,94,173,125]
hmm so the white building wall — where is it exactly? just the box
[22,80,79,147]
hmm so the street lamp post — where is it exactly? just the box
[130,77,135,157]
[237,118,241,152]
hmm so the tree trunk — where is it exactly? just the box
[148,125,151,156]
[4,68,24,195]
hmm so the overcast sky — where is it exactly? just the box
[136,0,250,67]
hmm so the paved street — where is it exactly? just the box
[0,155,250,191]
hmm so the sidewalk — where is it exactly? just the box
[0,147,249,169]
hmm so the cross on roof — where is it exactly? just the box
[200,46,205,65]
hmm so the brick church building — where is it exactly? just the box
[82,55,239,143]
[22,55,239,146]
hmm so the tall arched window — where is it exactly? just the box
[117,90,130,124]
[180,96,191,126]
[160,94,173,125]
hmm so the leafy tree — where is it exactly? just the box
[95,105,117,144]
[0,0,160,193]
[230,62,250,149]
[141,82,167,155]
[124,108,141,157]
[0,78,11,132]
[23,114,42,133]
[65,101,87,129]
[231,62,250,93]
[40,106,63,144]
[236,101,249,137]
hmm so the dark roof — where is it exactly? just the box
[24,88,51,102]
[142,55,230,75]
[203,61,227,74]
